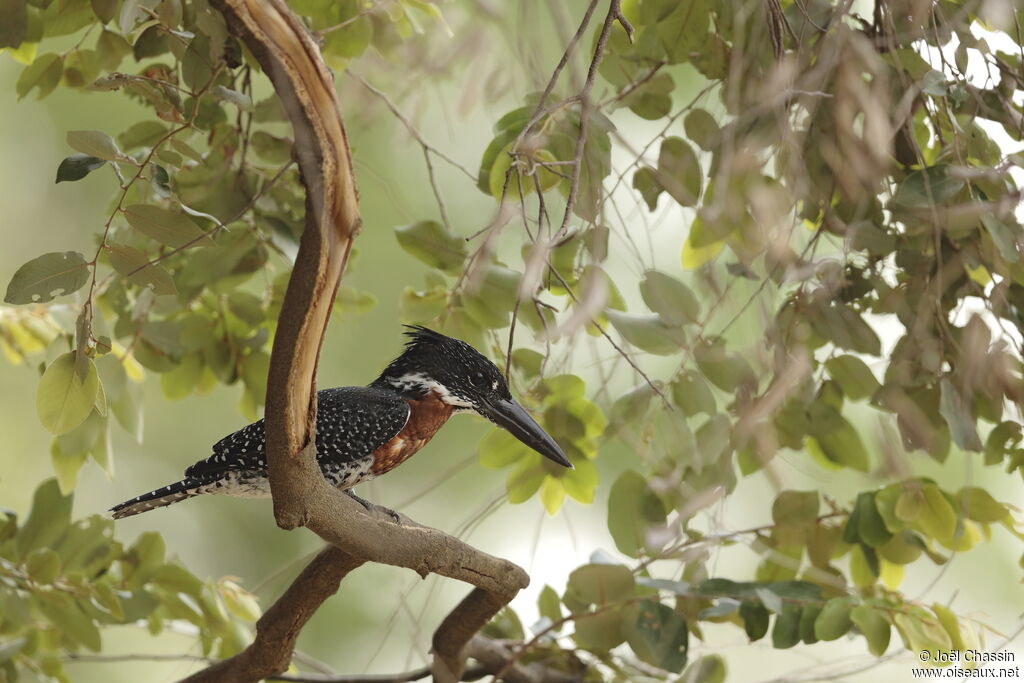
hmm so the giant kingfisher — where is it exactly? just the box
[111,326,571,518]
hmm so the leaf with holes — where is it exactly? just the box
[107,244,177,295]
[626,599,688,673]
[4,251,91,304]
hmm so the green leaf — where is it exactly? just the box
[51,438,88,494]
[938,378,982,451]
[981,214,1020,263]
[539,476,566,515]
[478,428,530,468]
[806,405,869,472]
[681,215,724,269]
[161,352,203,400]
[912,484,957,547]
[657,137,701,207]
[633,166,663,211]
[931,603,966,652]
[622,71,675,120]
[825,355,880,401]
[561,457,599,503]
[123,204,213,248]
[17,479,72,557]
[606,310,686,355]
[0,0,27,49]
[818,305,882,355]
[851,604,890,656]
[538,584,563,623]
[16,52,63,100]
[956,487,1008,523]
[37,595,102,651]
[856,492,893,547]
[506,457,545,503]
[814,598,854,641]
[740,601,769,641]
[574,608,626,651]
[91,0,117,23]
[655,0,710,64]
[118,121,168,150]
[107,244,177,295]
[799,604,822,644]
[772,491,819,527]
[25,548,61,584]
[394,220,467,274]
[607,469,667,557]
[626,599,688,673]
[771,604,801,648]
[36,353,100,435]
[694,339,755,392]
[4,251,90,304]
[462,264,520,329]
[640,270,700,326]
[684,108,719,151]
[55,154,106,183]
[682,654,726,683]
[181,33,213,91]
[890,165,964,210]
[66,129,122,161]
[567,563,635,606]
[670,370,715,416]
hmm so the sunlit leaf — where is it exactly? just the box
[36,353,100,436]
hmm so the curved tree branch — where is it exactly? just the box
[182,1,530,680]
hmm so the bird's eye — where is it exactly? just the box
[472,371,486,386]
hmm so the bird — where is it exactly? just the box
[110,326,571,519]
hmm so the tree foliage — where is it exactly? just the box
[1,0,1023,680]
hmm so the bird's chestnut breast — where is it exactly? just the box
[370,391,455,474]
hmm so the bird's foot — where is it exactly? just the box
[344,489,401,524]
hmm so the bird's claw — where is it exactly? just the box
[344,489,401,524]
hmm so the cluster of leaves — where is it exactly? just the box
[482,481,1018,676]
[390,3,1024,673]
[0,480,259,682]
[2,0,404,492]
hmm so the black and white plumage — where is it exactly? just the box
[110,326,571,519]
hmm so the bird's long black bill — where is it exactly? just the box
[483,397,572,468]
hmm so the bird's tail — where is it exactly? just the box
[110,476,219,519]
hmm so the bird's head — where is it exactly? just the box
[375,326,571,468]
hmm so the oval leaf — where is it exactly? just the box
[107,244,177,295]
[394,220,467,274]
[55,154,106,183]
[123,204,213,248]
[36,353,100,436]
[5,251,91,304]
[67,130,122,161]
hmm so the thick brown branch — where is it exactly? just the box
[181,547,364,683]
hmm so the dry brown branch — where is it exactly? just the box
[180,1,531,681]
[182,547,364,683]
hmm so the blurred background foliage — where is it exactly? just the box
[1,0,1023,680]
